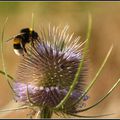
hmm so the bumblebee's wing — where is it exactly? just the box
[5,33,24,42]
[6,36,15,42]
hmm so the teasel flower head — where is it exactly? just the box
[13,24,89,118]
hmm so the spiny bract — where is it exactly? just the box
[13,24,88,117]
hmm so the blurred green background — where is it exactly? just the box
[0,1,120,118]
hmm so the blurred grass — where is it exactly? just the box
[0,1,120,118]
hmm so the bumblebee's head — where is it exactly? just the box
[21,27,38,39]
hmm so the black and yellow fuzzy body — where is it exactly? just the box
[13,35,24,56]
[12,28,39,56]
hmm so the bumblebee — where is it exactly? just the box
[7,28,39,56]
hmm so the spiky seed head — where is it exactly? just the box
[13,24,88,115]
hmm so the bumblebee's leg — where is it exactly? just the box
[23,45,27,53]
[31,39,35,47]
[21,41,27,54]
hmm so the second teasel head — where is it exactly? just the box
[13,24,88,116]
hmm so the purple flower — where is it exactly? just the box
[13,25,89,116]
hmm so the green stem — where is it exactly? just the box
[68,45,113,108]
[0,106,28,112]
[35,110,41,118]
[0,17,15,93]
[75,78,120,113]
[40,106,53,118]
[0,70,14,80]
[68,112,115,118]
[31,12,34,30]
[54,13,92,110]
